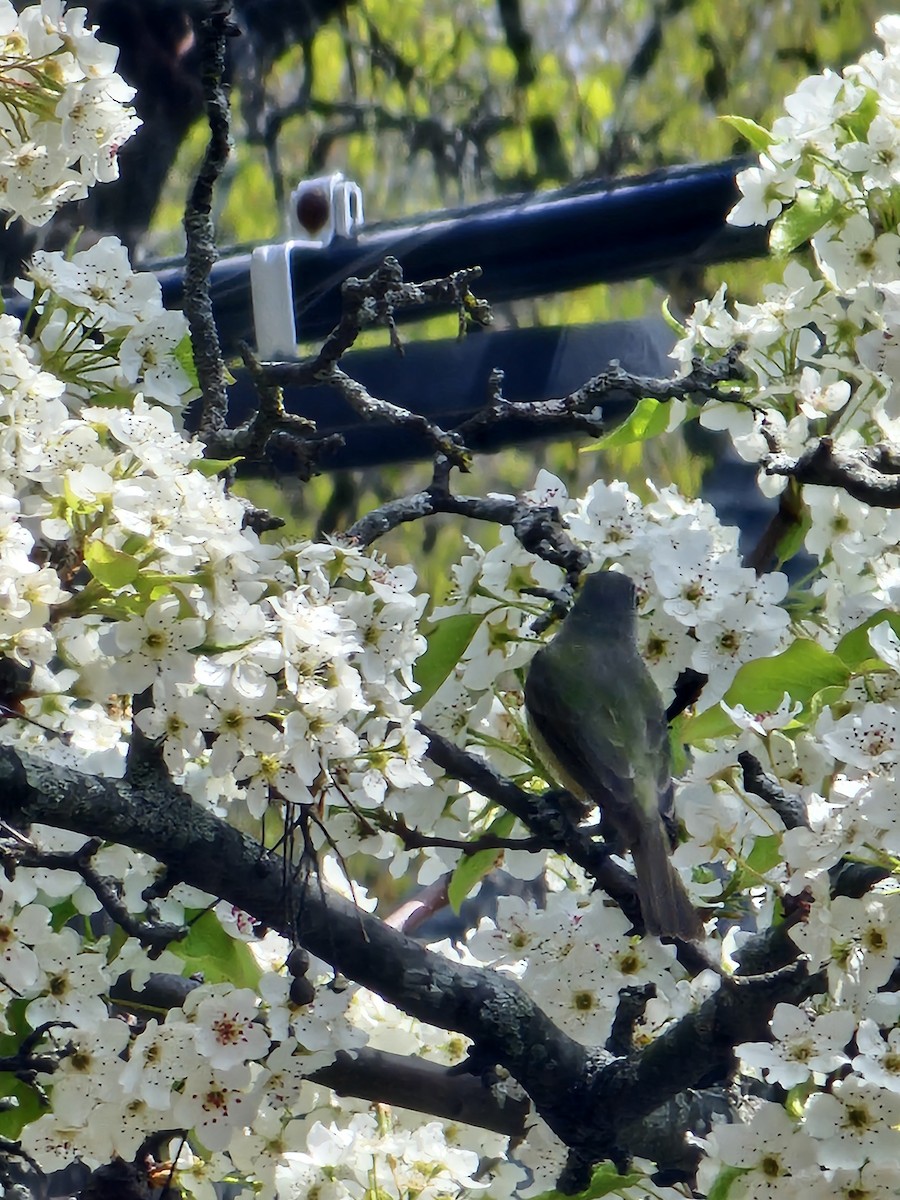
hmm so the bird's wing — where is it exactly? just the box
[641,674,676,827]
[525,643,644,844]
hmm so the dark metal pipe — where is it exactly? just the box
[2,159,765,354]
[153,157,765,353]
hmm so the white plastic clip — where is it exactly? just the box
[251,172,364,360]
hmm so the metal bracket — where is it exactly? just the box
[250,172,364,360]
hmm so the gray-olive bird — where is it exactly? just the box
[524,570,703,940]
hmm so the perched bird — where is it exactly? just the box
[524,570,703,940]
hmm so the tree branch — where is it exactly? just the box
[763,437,900,506]
[183,1,237,441]
[0,744,821,1174]
[311,1047,529,1135]
[0,746,591,1150]
[345,481,591,584]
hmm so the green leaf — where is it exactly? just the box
[723,638,848,714]
[807,683,850,724]
[835,609,900,670]
[683,639,849,745]
[785,1077,816,1117]
[84,540,141,590]
[82,387,144,409]
[447,811,516,912]
[746,832,782,874]
[839,87,879,142]
[770,189,841,256]
[174,333,200,390]
[589,397,669,449]
[773,503,811,568]
[669,714,691,775]
[708,1164,751,1200]
[62,473,104,515]
[681,702,739,746]
[577,1161,644,1199]
[0,1072,45,1139]
[528,1161,645,1200]
[413,612,484,707]
[49,897,79,932]
[720,114,773,152]
[190,455,244,477]
[168,910,263,988]
[728,836,783,897]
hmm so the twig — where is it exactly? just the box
[230,343,317,458]
[326,364,471,468]
[385,873,452,934]
[206,342,332,478]
[377,812,542,855]
[763,437,900,507]
[738,751,809,831]
[5,838,186,951]
[606,984,657,1056]
[183,1,237,442]
[345,480,591,583]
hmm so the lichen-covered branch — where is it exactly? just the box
[764,437,900,506]
[183,1,236,441]
[325,364,471,468]
[262,258,490,381]
[0,743,824,1173]
[345,481,591,582]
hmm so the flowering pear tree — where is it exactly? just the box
[3,3,900,1199]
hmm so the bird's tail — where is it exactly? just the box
[631,819,704,940]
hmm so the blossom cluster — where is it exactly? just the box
[0,0,139,226]
[0,7,455,1193]
[0,167,446,1188]
[672,15,900,490]
[4,855,512,1200]
[608,14,900,1199]
[0,231,430,825]
[431,473,789,703]
[400,15,900,1197]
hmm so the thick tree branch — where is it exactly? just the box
[0,745,820,1174]
[0,746,591,1149]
